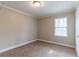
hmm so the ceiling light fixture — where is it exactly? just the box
[33,1,41,7]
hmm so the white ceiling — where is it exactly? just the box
[0,1,79,17]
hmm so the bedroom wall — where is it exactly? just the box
[0,6,37,50]
[38,11,75,48]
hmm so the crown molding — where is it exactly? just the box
[0,4,34,17]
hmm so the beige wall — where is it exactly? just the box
[38,11,75,47]
[0,4,75,50]
[0,6,37,50]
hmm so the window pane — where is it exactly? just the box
[55,17,67,37]
[55,28,67,36]
[55,17,67,27]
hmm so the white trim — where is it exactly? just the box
[0,4,33,17]
[0,40,37,53]
[0,39,75,53]
[76,46,79,57]
[37,39,75,48]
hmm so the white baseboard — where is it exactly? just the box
[37,39,75,48]
[0,39,75,53]
[0,40,37,53]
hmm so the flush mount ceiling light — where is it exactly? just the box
[33,1,41,7]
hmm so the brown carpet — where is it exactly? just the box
[0,41,77,57]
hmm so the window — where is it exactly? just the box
[55,17,67,37]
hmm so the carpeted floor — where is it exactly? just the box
[0,41,77,57]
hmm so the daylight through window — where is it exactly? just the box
[55,17,67,37]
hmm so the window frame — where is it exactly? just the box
[54,17,67,37]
